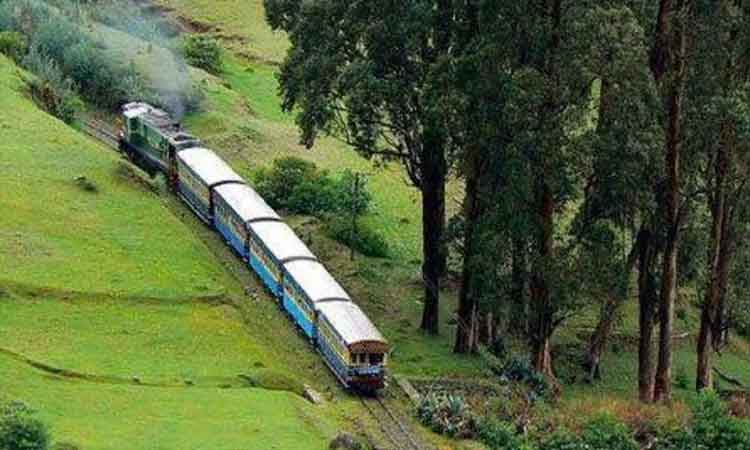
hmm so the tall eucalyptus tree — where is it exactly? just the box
[263,0,454,333]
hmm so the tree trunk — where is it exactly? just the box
[697,122,734,391]
[638,228,659,403]
[478,312,495,345]
[530,179,555,379]
[509,237,528,336]
[454,147,481,353]
[419,132,447,335]
[585,232,641,382]
[528,0,562,382]
[653,0,688,403]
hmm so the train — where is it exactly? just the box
[118,102,389,391]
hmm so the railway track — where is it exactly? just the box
[360,395,431,450]
[81,118,120,149]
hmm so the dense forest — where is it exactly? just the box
[266,0,750,399]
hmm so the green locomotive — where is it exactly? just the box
[119,102,201,181]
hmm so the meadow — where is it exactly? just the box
[0,55,348,449]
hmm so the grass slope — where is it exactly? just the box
[0,359,332,450]
[154,0,289,63]
[0,58,226,300]
[0,55,345,449]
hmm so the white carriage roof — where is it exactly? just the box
[177,148,244,186]
[317,301,386,346]
[123,103,151,119]
[249,221,315,262]
[214,183,280,224]
[284,259,351,303]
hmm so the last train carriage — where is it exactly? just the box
[118,102,389,391]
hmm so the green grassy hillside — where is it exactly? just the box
[0,55,347,449]
[0,58,226,299]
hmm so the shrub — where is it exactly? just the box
[489,336,508,360]
[0,401,49,450]
[477,419,532,450]
[653,393,750,450]
[538,429,584,450]
[539,415,637,450]
[498,357,549,400]
[32,17,84,63]
[51,443,80,450]
[324,217,390,258]
[183,35,223,74]
[691,393,750,450]
[579,415,638,450]
[62,40,139,108]
[416,393,475,438]
[253,158,374,218]
[24,48,81,123]
[254,157,334,214]
[0,31,27,61]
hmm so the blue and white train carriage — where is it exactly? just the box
[213,183,388,389]
[176,147,245,223]
[317,301,388,390]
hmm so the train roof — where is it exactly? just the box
[177,148,245,187]
[122,102,199,144]
[284,259,351,303]
[123,102,178,132]
[249,221,315,263]
[317,301,386,347]
[214,183,280,224]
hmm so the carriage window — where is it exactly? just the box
[370,353,384,365]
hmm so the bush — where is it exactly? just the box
[62,40,141,108]
[579,415,638,450]
[51,443,80,450]
[0,401,49,450]
[254,157,336,214]
[0,31,27,61]
[539,415,637,450]
[416,393,476,438]
[477,419,532,450]
[691,393,750,450]
[498,357,549,400]
[183,35,223,74]
[324,217,390,258]
[254,158,374,218]
[652,393,750,450]
[489,336,508,360]
[24,48,81,124]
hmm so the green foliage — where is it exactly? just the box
[254,157,338,215]
[674,367,689,390]
[497,357,549,400]
[477,419,532,450]
[415,393,475,438]
[0,401,49,450]
[0,31,27,61]
[183,35,223,74]
[61,41,138,108]
[50,443,80,450]
[23,48,81,124]
[488,336,509,360]
[0,0,151,110]
[324,217,389,258]
[653,394,750,450]
[690,393,750,450]
[254,158,387,256]
[539,415,637,450]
